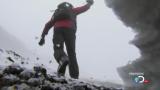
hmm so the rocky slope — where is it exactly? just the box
[105,0,160,90]
[0,64,124,90]
[0,49,123,90]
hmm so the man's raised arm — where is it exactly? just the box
[73,0,94,15]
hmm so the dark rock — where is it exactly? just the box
[73,85,86,90]
[19,83,31,90]
[1,86,8,90]
[46,74,67,84]
[27,78,42,87]
[6,50,21,58]
[0,71,3,78]
[3,64,24,75]
[7,57,14,63]
[34,66,47,77]
[20,69,35,80]
[54,87,61,90]
[49,60,52,64]
[2,83,31,90]
[0,49,3,53]
[99,86,110,90]
[13,52,21,58]
[73,83,95,90]
[1,74,20,86]
[21,61,24,64]
[36,57,39,60]
[41,85,54,90]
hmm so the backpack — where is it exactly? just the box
[53,8,74,21]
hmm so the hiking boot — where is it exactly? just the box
[69,61,79,79]
[57,56,69,77]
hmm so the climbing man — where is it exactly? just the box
[39,0,94,79]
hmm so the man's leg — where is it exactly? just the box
[64,28,79,79]
[53,29,69,76]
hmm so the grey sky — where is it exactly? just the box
[0,0,140,84]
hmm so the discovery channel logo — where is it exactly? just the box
[134,75,149,84]
[129,72,149,84]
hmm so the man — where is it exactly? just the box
[39,0,94,79]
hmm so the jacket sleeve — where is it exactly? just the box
[72,4,91,15]
[41,18,55,37]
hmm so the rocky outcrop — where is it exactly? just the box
[0,64,123,90]
[105,0,160,90]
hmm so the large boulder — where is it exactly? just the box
[105,0,160,90]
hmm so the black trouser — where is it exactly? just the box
[53,27,79,79]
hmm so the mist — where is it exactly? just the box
[0,0,140,84]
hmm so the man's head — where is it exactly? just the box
[58,2,73,10]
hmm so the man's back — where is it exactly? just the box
[52,3,91,29]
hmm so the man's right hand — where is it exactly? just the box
[39,37,45,46]
[86,0,94,5]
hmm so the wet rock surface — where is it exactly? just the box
[0,64,123,90]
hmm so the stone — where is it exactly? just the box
[1,74,20,86]
[27,78,42,87]
[20,69,35,80]
[3,64,23,75]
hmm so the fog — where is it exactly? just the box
[0,0,140,84]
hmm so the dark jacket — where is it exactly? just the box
[42,4,91,37]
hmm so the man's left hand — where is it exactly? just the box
[39,37,45,46]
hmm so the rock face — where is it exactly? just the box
[0,64,122,90]
[105,0,160,90]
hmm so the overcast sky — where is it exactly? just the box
[0,0,140,84]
